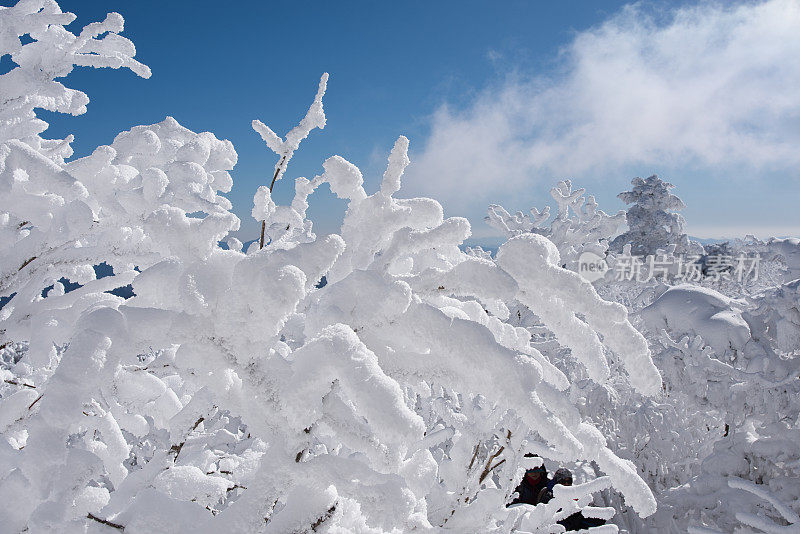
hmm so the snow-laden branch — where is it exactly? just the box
[0,0,150,158]
[250,73,327,247]
[0,3,670,531]
[251,73,328,191]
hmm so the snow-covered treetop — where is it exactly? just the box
[610,174,700,257]
[486,204,550,238]
[617,175,685,213]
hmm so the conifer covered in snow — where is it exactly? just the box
[610,175,702,257]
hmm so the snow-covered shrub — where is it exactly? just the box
[0,0,190,376]
[653,333,800,533]
[12,3,799,533]
[487,180,625,271]
[641,284,752,358]
[610,175,702,257]
[766,237,800,283]
[633,283,800,533]
[0,2,666,532]
[563,262,800,534]
[0,0,150,160]
[748,278,800,354]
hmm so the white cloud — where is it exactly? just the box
[403,0,800,217]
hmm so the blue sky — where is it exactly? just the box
[30,0,800,243]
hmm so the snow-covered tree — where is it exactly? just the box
[0,2,666,532]
[487,179,625,271]
[12,3,800,533]
[610,175,702,257]
[633,284,800,533]
[548,180,626,270]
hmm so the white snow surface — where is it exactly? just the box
[640,284,751,356]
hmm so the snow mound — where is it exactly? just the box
[641,284,751,355]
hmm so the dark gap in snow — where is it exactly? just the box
[95,262,114,279]
[108,284,135,299]
[38,263,135,300]
[0,54,17,76]
[41,277,81,298]
[0,292,16,311]
[95,263,135,298]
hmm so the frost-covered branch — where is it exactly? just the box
[0,0,150,159]
[251,73,328,248]
[0,3,669,532]
[487,179,625,271]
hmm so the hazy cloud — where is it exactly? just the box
[403,0,800,216]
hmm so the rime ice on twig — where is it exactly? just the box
[251,73,328,247]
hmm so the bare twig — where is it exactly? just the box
[269,155,287,192]
[4,379,35,389]
[259,155,287,249]
[87,513,124,531]
[264,498,279,524]
[169,416,204,461]
[479,430,512,483]
[483,458,506,480]
[19,256,36,271]
[479,445,506,483]
[311,504,337,532]
[468,442,481,470]
[28,394,43,410]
